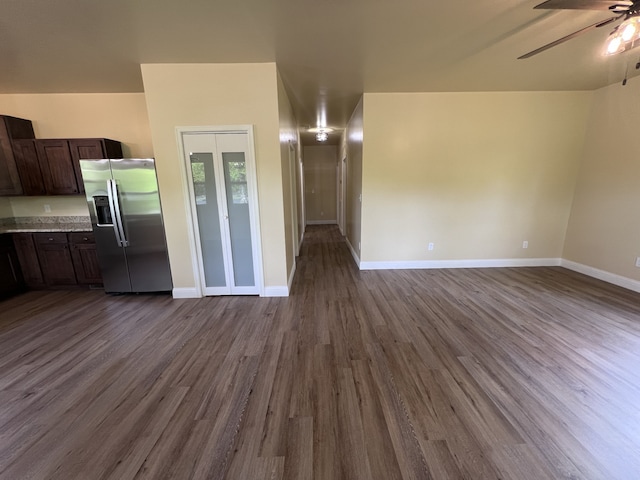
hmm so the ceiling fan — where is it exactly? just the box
[519,0,640,59]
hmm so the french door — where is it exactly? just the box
[182,131,261,295]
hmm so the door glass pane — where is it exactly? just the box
[223,152,255,287]
[190,153,226,288]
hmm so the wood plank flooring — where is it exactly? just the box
[1,224,640,479]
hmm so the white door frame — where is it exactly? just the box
[176,125,264,297]
[288,141,299,257]
[297,151,305,250]
[339,156,347,235]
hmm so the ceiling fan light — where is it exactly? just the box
[316,132,329,142]
[606,35,623,55]
[621,21,637,41]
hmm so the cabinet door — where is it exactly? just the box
[0,235,25,299]
[68,139,106,194]
[69,233,103,285]
[68,139,122,194]
[34,233,77,286]
[0,119,24,196]
[36,139,79,195]
[13,233,45,288]
[12,139,46,195]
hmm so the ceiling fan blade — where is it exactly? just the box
[518,16,620,59]
[533,0,631,10]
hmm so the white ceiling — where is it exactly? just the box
[1,0,635,144]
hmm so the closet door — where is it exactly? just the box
[217,134,256,293]
[182,132,259,295]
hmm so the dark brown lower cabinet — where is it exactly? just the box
[11,232,102,290]
[69,233,102,285]
[0,235,25,299]
[34,233,77,286]
[13,233,45,288]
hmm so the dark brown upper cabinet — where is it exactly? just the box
[36,139,79,195]
[12,139,46,195]
[68,139,123,194]
[0,115,35,196]
[33,138,123,195]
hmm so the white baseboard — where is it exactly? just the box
[561,260,640,293]
[345,237,361,267]
[359,258,561,270]
[172,287,200,299]
[306,220,337,225]
[263,286,289,297]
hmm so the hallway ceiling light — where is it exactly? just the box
[308,126,333,142]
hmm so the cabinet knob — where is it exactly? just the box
[83,237,88,241]
[48,237,54,241]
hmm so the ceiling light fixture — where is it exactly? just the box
[308,126,333,142]
[605,15,640,55]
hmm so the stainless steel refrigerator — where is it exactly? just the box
[80,158,173,293]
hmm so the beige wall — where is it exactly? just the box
[361,91,592,263]
[276,71,300,282]
[303,145,337,223]
[563,81,640,282]
[0,93,154,218]
[345,98,364,259]
[0,93,153,156]
[141,63,288,292]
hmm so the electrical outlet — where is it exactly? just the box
[636,257,640,267]
[522,240,528,249]
[428,242,434,251]
[44,204,51,213]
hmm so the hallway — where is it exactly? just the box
[1,225,640,479]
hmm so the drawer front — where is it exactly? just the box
[34,232,68,245]
[68,232,95,244]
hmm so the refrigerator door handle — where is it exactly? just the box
[106,179,123,246]
[109,179,129,247]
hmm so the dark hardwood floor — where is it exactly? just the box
[1,225,640,479]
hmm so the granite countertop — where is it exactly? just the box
[0,216,93,234]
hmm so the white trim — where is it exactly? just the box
[339,156,347,235]
[307,220,337,225]
[345,237,361,267]
[359,258,561,270]
[246,126,265,296]
[264,286,289,297]
[288,261,297,292]
[561,259,640,293]
[172,288,200,299]
[174,130,204,298]
[297,231,304,256]
[288,142,299,260]
[298,155,306,242]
